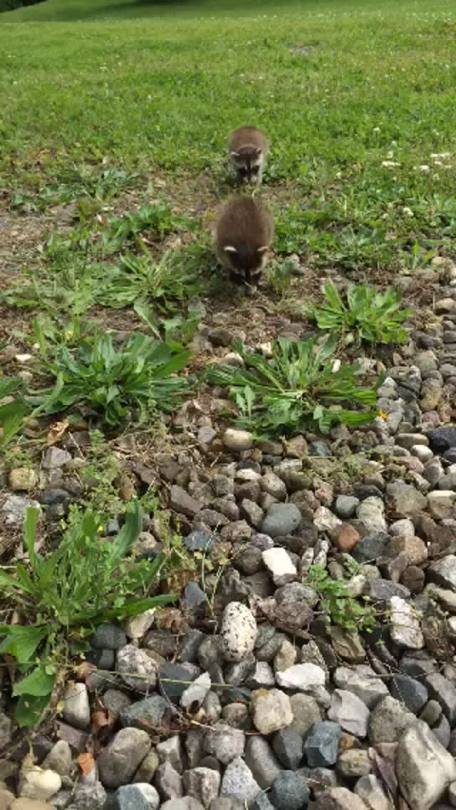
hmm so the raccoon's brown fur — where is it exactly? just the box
[229,126,269,185]
[215,196,274,289]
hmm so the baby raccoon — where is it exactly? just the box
[229,126,268,185]
[215,196,273,291]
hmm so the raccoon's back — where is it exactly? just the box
[229,127,268,153]
[216,198,273,250]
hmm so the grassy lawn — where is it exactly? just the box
[1,0,456,272]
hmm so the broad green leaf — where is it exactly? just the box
[0,625,47,663]
[13,666,55,697]
[15,693,50,728]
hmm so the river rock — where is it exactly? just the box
[251,689,293,734]
[396,721,456,810]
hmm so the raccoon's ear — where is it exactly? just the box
[230,151,240,158]
[257,246,269,253]
[254,147,262,156]
[224,245,237,253]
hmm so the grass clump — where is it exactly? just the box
[0,502,175,728]
[101,202,191,256]
[207,335,378,436]
[308,563,377,633]
[308,281,412,345]
[29,332,191,427]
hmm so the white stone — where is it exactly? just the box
[313,507,342,537]
[262,547,297,585]
[62,682,90,730]
[411,445,433,462]
[276,663,326,692]
[356,496,387,533]
[181,673,212,710]
[251,689,293,734]
[428,490,456,520]
[221,757,261,804]
[389,518,415,537]
[223,429,253,451]
[396,720,456,810]
[390,596,424,650]
[19,767,62,801]
[125,608,156,639]
[220,602,257,662]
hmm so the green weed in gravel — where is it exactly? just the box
[308,280,413,346]
[29,332,191,427]
[208,335,378,437]
[0,501,175,727]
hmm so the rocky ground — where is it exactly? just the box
[1,255,456,810]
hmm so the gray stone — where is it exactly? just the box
[253,796,275,810]
[368,579,410,603]
[289,694,321,736]
[1,494,41,527]
[426,673,456,724]
[313,787,370,809]
[261,503,302,538]
[251,688,293,734]
[102,689,132,720]
[183,767,221,808]
[396,720,456,810]
[120,695,169,729]
[98,728,151,788]
[156,735,184,773]
[204,725,245,764]
[62,682,90,730]
[67,782,107,809]
[220,757,261,805]
[330,627,365,663]
[386,481,427,517]
[162,800,204,810]
[354,774,392,810]
[390,674,428,713]
[210,801,244,810]
[0,711,12,750]
[269,771,310,810]
[428,556,456,591]
[304,721,342,768]
[335,496,360,519]
[113,784,160,810]
[327,689,369,737]
[92,624,127,650]
[170,485,202,517]
[272,729,303,770]
[220,602,257,662]
[159,662,200,703]
[134,750,160,783]
[247,662,275,689]
[356,497,386,533]
[117,644,156,693]
[368,696,414,744]
[155,761,183,801]
[428,491,456,519]
[333,666,388,709]
[42,741,72,777]
[245,737,281,789]
[261,472,287,500]
[353,532,389,563]
[42,447,72,468]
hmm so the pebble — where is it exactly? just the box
[428,490,456,520]
[183,767,221,808]
[19,769,62,802]
[42,447,72,469]
[396,720,456,810]
[220,602,257,662]
[223,430,253,452]
[337,749,372,778]
[8,467,37,491]
[181,673,212,710]
[304,721,342,767]
[276,663,326,692]
[390,596,424,649]
[354,774,392,810]
[251,689,293,734]
[170,485,202,517]
[336,524,361,553]
[220,757,260,805]
[62,682,90,730]
[98,728,151,788]
[92,623,127,650]
[327,689,370,737]
[356,497,386,533]
[269,771,310,810]
[42,741,72,777]
[272,729,303,770]
[261,472,287,500]
[11,803,57,810]
[335,495,360,519]
[368,696,414,744]
[204,725,245,764]
[261,503,301,537]
[262,547,297,585]
[113,784,160,810]
[125,609,156,640]
[120,695,169,729]
[390,674,428,713]
[313,507,342,537]
[426,673,456,724]
[157,735,184,773]
[117,644,157,692]
[161,800,204,810]
[289,694,321,736]
[245,737,281,789]
[314,787,370,809]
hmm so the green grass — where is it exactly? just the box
[1,0,455,272]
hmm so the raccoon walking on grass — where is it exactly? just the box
[229,126,269,185]
[215,196,273,292]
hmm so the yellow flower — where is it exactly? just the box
[378,410,389,421]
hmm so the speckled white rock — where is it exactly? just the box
[276,664,326,692]
[251,689,293,734]
[221,602,257,662]
[262,547,297,585]
[125,608,156,640]
[390,596,424,649]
